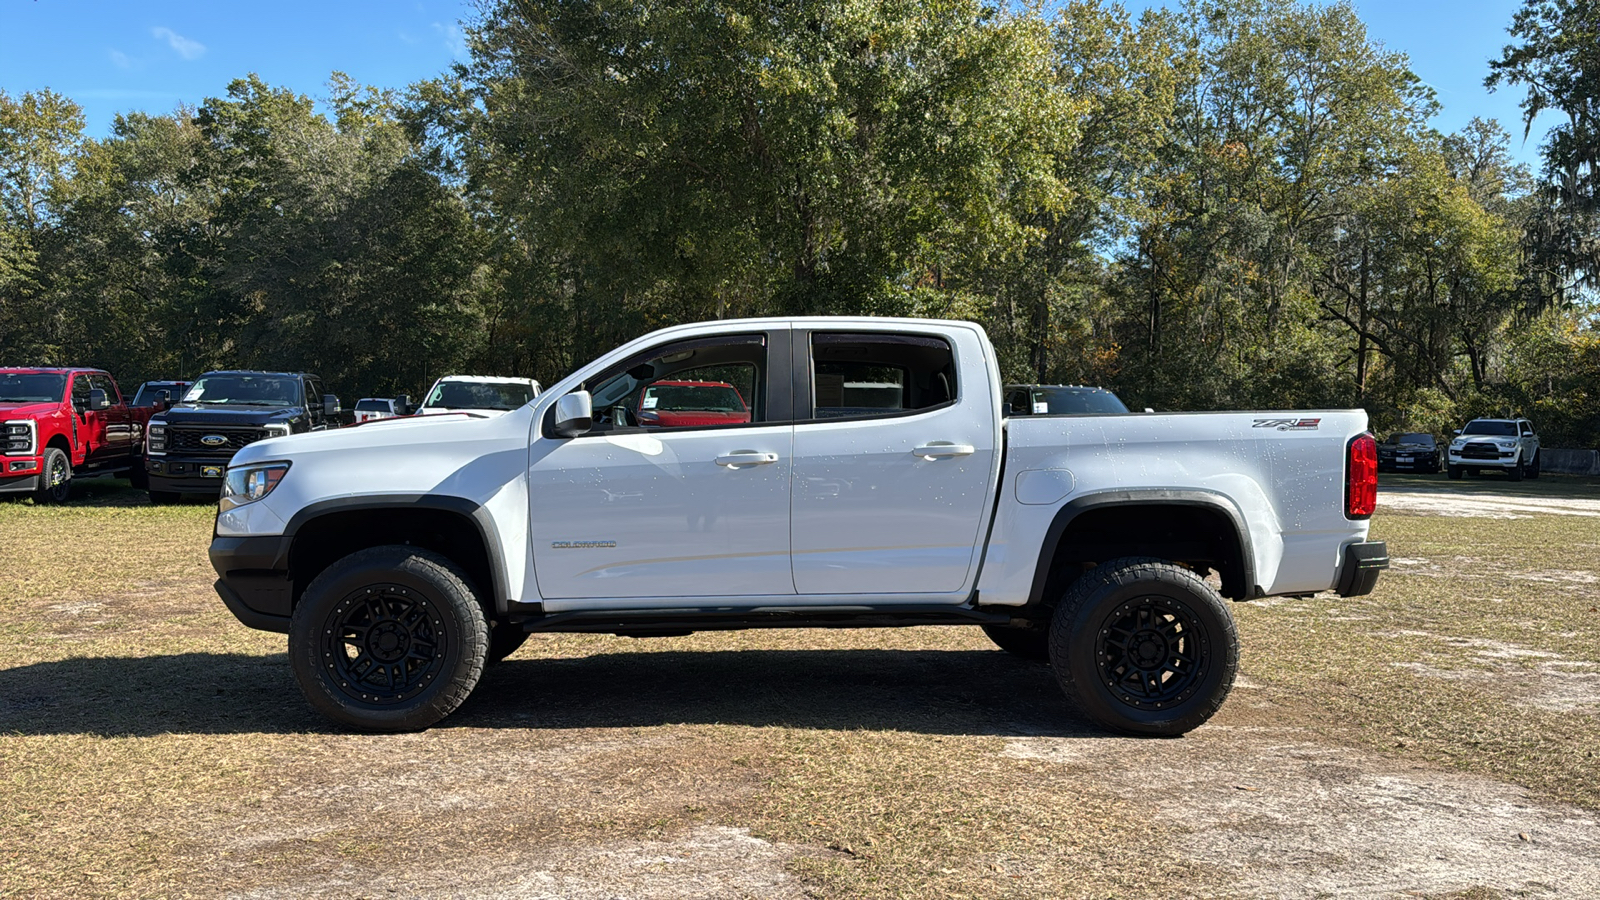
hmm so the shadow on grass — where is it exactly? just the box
[0,647,1101,738]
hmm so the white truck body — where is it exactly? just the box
[210,317,1386,734]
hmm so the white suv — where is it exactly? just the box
[1447,418,1540,481]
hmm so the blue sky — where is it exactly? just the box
[0,0,1561,170]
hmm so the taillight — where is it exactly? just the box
[1346,432,1378,518]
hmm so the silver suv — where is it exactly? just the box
[1447,418,1540,481]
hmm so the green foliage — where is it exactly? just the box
[0,1,1596,446]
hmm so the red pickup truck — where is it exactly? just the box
[1,368,156,503]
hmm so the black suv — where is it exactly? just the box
[143,370,338,503]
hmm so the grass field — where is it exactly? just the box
[1,474,1598,898]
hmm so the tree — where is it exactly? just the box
[1487,0,1600,299]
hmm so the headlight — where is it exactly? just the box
[146,422,166,454]
[263,423,291,438]
[1496,440,1517,449]
[220,461,290,512]
[4,421,34,455]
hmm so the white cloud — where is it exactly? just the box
[109,49,136,70]
[151,26,206,61]
[431,21,466,59]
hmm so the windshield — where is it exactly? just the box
[0,373,66,404]
[183,375,302,407]
[1462,420,1518,437]
[354,399,391,411]
[641,383,746,412]
[1386,433,1435,446]
[131,383,186,406]
[1015,387,1129,415]
[424,381,533,411]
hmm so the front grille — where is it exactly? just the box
[166,426,270,455]
[1460,442,1502,460]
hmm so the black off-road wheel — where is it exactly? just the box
[1048,557,1238,737]
[981,623,1050,661]
[1447,464,1462,480]
[35,447,72,504]
[289,545,489,732]
[1527,452,1541,479]
[487,623,530,665]
[1508,458,1525,482]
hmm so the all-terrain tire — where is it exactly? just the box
[289,545,489,732]
[981,623,1050,661]
[1527,451,1541,479]
[35,447,72,504]
[487,623,530,665]
[1048,557,1238,737]
[1508,457,1525,481]
[129,461,149,490]
[1447,464,1462,480]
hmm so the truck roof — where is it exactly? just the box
[0,366,110,376]
[196,370,318,378]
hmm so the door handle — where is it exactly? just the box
[715,450,779,467]
[913,442,975,459]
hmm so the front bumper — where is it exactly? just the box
[0,472,41,495]
[210,534,294,633]
[147,455,230,494]
[1336,541,1389,597]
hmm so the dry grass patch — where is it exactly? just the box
[5,478,1600,898]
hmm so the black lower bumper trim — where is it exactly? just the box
[215,578,291,634]
[210,535,294,632]
[1336,541,1389,596]
[0,474,41,495]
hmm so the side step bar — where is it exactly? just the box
[512,604,1021,637]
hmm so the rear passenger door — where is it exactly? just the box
[789,328,998,597]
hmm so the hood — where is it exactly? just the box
[157,405,305,427]
[230,406,528,469]
[0,401,61,418]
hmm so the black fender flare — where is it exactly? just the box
[282,494,512,612]
[1025,488,1259,605]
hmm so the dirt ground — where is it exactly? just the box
[3,476,1600,898]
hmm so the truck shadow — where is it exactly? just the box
[0,648,1104,738]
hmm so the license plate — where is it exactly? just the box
[201,465,223,478]
[1397,456,1413,462]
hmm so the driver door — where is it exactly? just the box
[528,328,796,605]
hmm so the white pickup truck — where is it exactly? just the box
[209,317,1387,736]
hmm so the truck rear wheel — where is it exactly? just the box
[34,447,71,504]
[981,624,1050,661]
[289,545,489,732]
[1048,557,1238,737]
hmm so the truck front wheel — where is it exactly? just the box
[289,546,489,732]
[1048,557,1238,737]
[35,447,72,504]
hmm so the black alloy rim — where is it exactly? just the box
[45,454,69,500]
[1095,595,1207,710]
[319,585,448,704]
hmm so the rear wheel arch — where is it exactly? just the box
[284,496,510,618]
[1026,491,1257,607]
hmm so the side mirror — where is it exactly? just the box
[1453,429,1462,435]
[553,391,593,438]
[322,394,340,417]
[1144,407,1155,413]
[394,394,411,416]
[88,389,109,411]
[153,390,171,412]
